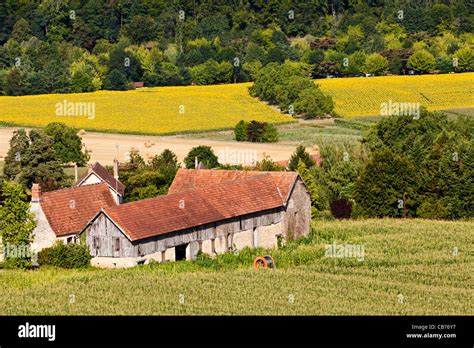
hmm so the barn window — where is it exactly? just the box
[93,237,100,250]
[114,237,120,252]
[66,236,74,244]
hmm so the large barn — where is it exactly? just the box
[81,169,311,268]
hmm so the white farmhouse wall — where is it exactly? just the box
[30,202,57,252]
[82,173,102,185]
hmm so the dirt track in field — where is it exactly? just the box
[0,127,297,165]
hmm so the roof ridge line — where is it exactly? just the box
[42,182,109,195]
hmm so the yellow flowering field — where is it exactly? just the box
[318,72,474,117]
[0,83,294,135]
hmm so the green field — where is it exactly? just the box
[185,117,378,146]
[1,218,472,315]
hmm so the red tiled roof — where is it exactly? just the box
[76,162,125,196]
[274,160,289,167]
[101,174,285,241]
[41,183,118,236]
[168,169,298,202]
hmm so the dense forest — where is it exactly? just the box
[0,0,473,96]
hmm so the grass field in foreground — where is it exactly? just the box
[0,83,293,135]
[318,72,474,117]
[1,218,472,315]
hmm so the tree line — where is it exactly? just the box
[0,0,472,96]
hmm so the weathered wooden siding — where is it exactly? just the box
[85,213,135,257]
[85,207,283,259]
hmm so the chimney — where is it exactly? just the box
[113,159,119,180]
[74,163,78,182]
[31,183,42,203]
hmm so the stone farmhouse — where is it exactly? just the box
[30,161,124,252]
[30,166,311,268]
[30,183,118,252]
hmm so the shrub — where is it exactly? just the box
[0,180,36,269]
[37,242,92,269]
[103,69,128,90]
[453,47,474,72]
[254,158,285,171]
[330,199,353,219]
[189,59,233,85]
[246,120,266,142]
[297,160,321,218]
[1,257,32,269]
[288,145,315,171]
[354,148,418,218]
[363,53,389,75]
[234,120,248,141]
[407,49,436,73]
[262,123,279,143]
[293,87,334,119]
[184,145,220,169]
[234,120,278,143]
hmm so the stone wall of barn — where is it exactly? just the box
[282,177,312,239]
